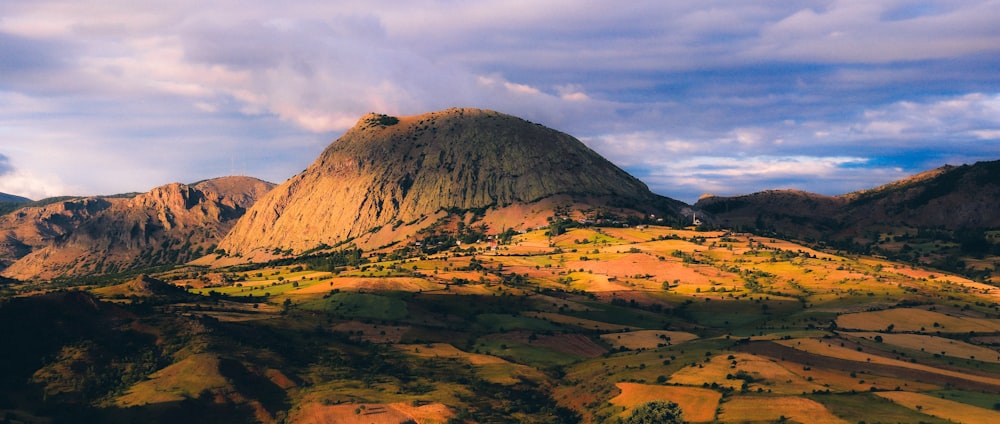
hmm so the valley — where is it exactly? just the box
[2,224,998,423]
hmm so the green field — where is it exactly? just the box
[5,225,1000,423]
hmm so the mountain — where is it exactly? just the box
[0,192,31,203]
[697,160,1000,235]
[218,108,686,258]
[695,160,1000,271]
[0,176,274,280]
[0,192,32,216]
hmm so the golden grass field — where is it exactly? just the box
[876,391,1000,423]
[837,308,1000,333]
[610,383,722,423]
[288,402,454,424]
[525,311,629,331]
[848,331,1000,363]
[116,354,229,407]
[32,225,998,423]
[716,395,849,423]
[668,352,827,394]
[599,330,698,350]
[775,338,1000,387]
[243,228,999,422]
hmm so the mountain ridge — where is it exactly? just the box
[218,108,687,258]
[0,192,32,203]
[697,160,1000,233]
[695,160,1000,275]
[0,176,274,280]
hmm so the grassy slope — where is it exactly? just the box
[5,225,999,423]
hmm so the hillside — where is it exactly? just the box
[0,176,274,280]
[696,160,1000,276]
[218,108,686,259]
[698,160,1000,233]
[0,192,32,216]
[3,225,1000,423]
[0,192,31,203]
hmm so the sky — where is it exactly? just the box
[1,1,999,204]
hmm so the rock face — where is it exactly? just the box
[219,108,684,257]
[695,159,1000,239]
[0,176,274,280]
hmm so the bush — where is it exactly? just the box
[623,400,683,424]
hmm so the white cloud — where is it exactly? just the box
[637,155,900,203]
[751,0,1000,63]
[0,0,997,203]
[0,167,74,200]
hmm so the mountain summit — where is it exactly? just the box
[219,108,684,257]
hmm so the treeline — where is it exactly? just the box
[266,248,367,272]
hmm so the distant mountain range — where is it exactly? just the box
[0,177,273,280]
[697,160,1000,235]
[0,108,997,280]
[696,160,1000,276]
[0,192,31,203]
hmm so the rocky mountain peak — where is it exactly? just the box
[218,108,681,257]
[0,176,274,280]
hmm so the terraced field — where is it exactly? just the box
[4,226,999,423]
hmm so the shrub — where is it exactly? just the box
[623,400,683,424]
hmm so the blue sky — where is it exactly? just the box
[1,0,998,204]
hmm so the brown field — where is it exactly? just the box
[610,382,721,423]
[592,227,651,243]
[191,310,278,322]
[237,271,333,287]
[289,277,442,294]
[332,322,411,344]
[876,391,1000,423]
[752,238,841,260]
[668,353,826,394]
[565,272,632,292]
[395,343,507,365]
[775,338,1000,387]
[525,311,630,331]
[837,308,1000,333]
[495,331,608,358]
[288,402,454,424]
[600,330,698,350]
[427,283,495,295]
[427,270,490,282]
[848,332,1000,363]
[726,340,941,392]
[25,223,1000,423]
[528,294,593,311]
[717,395,849,423]
[799,363,940,392]
[568,252,727,289]
[395,344,549,385]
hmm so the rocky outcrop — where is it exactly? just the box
[0,176,274,280]
[219,108,685,257]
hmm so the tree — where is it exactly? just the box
[623,400,684,424]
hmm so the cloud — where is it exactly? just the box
[0,0,997,205]
[0,154,71,200]
[750,1,1000,63]
[584,92,1000,203]
[632,155,909,204]
[0,154,12,175]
